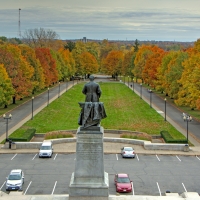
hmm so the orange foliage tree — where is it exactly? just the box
[133,45,152,82]
[102,50,124,77]
[19,44,45,92]
[79,52,99,75]
[35,47,58,87]
[0,44,34,100]
[142,46,165,88]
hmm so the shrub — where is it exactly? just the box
[9,128,36,142]
[44,131,74,140]
[120,132,151,141]
[160,130,187,143]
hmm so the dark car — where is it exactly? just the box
[114,173,132,193]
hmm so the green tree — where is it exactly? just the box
[0,64,14,107]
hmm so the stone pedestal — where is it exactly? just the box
[69,126,109,200]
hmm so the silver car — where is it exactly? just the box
[6,169,24,191]
[39,141,53,158]
[121,147,135,158]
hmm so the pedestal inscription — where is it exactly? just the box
[69,126,109,199]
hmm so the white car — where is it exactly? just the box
[121,147,135,158]
[39,141,53,158]
[6,169,24,191]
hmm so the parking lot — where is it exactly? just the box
[0,153,200,196]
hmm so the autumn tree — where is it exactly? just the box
[0,64,14,107]
[79,52,99,75]
[19,44,45,92]
[122,50,135,77]
[35,47,58,87]
[133,45,152,82]
[142,46,165,88]
[0,44,34,101]
[156,51,188,98]
[175,40,200,109]
[102,50,124,77]
[58,48,76,79]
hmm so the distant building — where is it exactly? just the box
[82,37,87,43]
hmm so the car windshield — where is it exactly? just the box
[40,146,51,150]
[124,147,133,151]
[8,174,21,180]
[117,177,130,183]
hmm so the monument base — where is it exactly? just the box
[69,126,109,199]
[69,172,109,199]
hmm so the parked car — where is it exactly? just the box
[114,173,132,193]
[6,169,24,191]
[39,141,53,158]
[121,146,135,158]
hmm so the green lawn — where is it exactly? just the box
[10,82,184,140]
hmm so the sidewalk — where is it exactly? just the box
[1,139,200,156]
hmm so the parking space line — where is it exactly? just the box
[24,181,32,195]
[182,183,187,192]
[132,181,134,195]
[196,156,200,160]
[54,154,58,160]
[51,181,57,195]
[136,154,139,161]
[176,156,181,161]
[156,182,162,196]
[0,181,6,190]
[32,154,37,160]
[116,154,118,160]
[11,154,17,160]
[156,155,160,161]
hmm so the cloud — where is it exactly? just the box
[0,0,200,41]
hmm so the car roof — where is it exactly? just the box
[117,173,129,177]
[41,141,52,145]
[10,169,22,174]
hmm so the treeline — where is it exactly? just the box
[0,29,200,110]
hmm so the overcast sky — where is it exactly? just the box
[0,0,200,42]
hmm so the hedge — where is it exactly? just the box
[9,128,36,142]
[160,130,187,144]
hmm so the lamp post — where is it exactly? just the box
[164,98,167,121]
[183,113,192,144]
[140,83,142,99]
[66,78,68,92]
[47,88,49,106]
[128,76,129,87]
[3,114,12,142]
[149,89,152,108]
[58,82,60,98]
[31,96,34,120]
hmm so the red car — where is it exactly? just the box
[114,173,132,193]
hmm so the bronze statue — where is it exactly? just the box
[78,75,107,128]
[82,75,101,102]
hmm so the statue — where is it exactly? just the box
[78,75,107,128]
